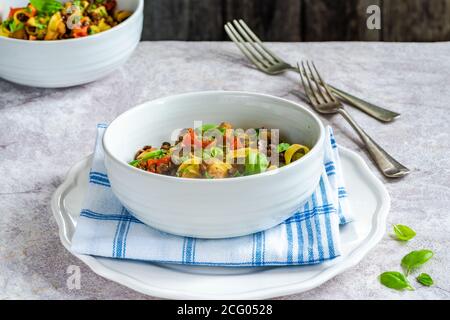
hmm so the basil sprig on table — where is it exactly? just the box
[392,224,416,241]
[379,224,436,291]
[379,271,414,291]
[379,249,435,290]
[416,273,434,286]
[30,0,63,15]
[401,249,434,275]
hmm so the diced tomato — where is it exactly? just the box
[147,156,170,167]
[232,137,244,150]
[8,7,21,18]
[181,128,214,150]
[202,139,213,148]
[182,131,193,146]
[73,26,89,38]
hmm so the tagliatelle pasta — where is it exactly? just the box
[0,0,132,40]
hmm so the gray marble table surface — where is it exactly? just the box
[1,41,449,300]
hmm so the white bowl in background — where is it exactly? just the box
[103,91,325,238]
[0,0,143,88]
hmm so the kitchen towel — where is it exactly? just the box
[71,124,352,266]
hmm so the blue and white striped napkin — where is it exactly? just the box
[71,125,352,266]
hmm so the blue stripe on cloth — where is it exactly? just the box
[325,161,336,175]
[338,187,348,198]
[311,192,324,261]
[286,205,335,224]
[192,239,197,263]
[285,204,335,222]
[89,172,111,187]
[89,179,111,187]
[285,222,293,263]
[90,171,108,178]
[184,238,195,263]
[320,178,335,258]
[330,131,337,149]
[111,208,123,257]
[304,202,315,262]
[80,209,143,224]
[296,214,304,264]
[122,217,132,258]
[325,167,336,176]
[336,188,348,224]
[182,238,187,263]
[89,171,109,183]
[338,206,347,225]
[254,232,263,266]
[114,208,131,258]
[262,231,266,263]
[252,233,256,265]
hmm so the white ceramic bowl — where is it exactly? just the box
[0,0,143,88]
[103,91,325,238]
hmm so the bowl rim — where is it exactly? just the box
[0,0,143,45]
[102,90,326,183]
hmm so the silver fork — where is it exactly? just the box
[224,19,400,123]
[298,61,409,178]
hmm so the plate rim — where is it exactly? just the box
[51,146,390,299]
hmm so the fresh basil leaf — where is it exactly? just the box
[203,147,224,161]
[201,124,218,132]
[210,147,223,159]
[277,143,290,153]
[30,0,63,14]
[401,249,434,275]
[9,20,24,33]
[129,149,164,166]
[393,224,416,241]
[416,273,434,287]
[244,151,268,175]
[379,271,414,291]
[141,149,164,160]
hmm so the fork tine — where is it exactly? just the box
[234,20,277,65]
[306,61,330,104]
[226,22,271,69]
[238,20,284,63]
[301,61,323,105]
[297,62,317,106]
[225,23,268,71]
[310,61,338,103]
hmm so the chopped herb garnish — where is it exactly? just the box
[277,143,290,153]
[9,20,24,33]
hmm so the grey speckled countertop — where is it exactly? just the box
[1,41,449,300]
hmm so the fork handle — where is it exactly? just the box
[330,85,400,122]
[337,108,410,178]
[292,67,400,122]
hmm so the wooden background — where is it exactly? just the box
[141,0,450,41]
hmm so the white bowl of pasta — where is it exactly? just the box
[0,0,143,88]
[103,91,326,238]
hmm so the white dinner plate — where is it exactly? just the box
[51,147,390,299]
